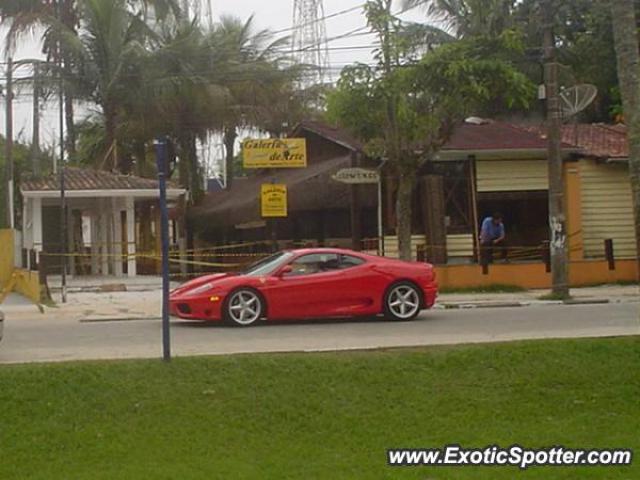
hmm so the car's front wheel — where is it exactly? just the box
[223,289,264,327]
[383,282,421,321]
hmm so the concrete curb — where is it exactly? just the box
[436,301,524,310]
[563,298,610,305]
[436,298,611,310]
[80,316,161,323]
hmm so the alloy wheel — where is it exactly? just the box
[387,285,420,319]
[228,290,262,326]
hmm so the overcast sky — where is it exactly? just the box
[1,0,426,156]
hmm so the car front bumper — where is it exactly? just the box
[169,294,225,321]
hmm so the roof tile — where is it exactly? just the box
[22,167,171,192]
[521,123,629,159]
[443,120,577,151]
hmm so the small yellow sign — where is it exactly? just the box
[243,138,307,168]
[261,184,288,218]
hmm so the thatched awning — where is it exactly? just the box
[193,155,378,228]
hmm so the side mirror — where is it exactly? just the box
[278,265,293,277]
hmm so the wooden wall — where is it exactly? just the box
[383,235,426,260]
[383,234,474,261]
[446,233,474,258]
[580,159,636,259]
[476,159,548,192]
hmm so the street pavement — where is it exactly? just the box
[0,302,638,364]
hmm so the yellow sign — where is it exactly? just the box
[243,138,307,168]
[261,184,288,218]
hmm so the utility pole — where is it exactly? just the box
[610,0,640,283]
[5,57,14,229]
[31,63,41,176]
[155,137,172,362]
[543,0,569,298]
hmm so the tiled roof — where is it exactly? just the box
[22,167,167,192]
[292,120,365,152]
[522,123,629,159]
[443,119,577,151]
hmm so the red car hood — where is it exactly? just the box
[171,273,235,296]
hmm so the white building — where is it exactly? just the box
[21,167,186,278]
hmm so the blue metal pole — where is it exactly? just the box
[155,137,171,362]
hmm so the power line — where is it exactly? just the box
[273,4,365,35]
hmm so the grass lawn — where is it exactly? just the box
[1,337,639,479]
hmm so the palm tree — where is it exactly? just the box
[610,0,640,276]
[1,0,79,156]
[403,0,515,38]
[0,0,181,161]
[56,0,157,172]
[203,16,295,188]
[140,18,227,197]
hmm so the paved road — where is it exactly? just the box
[0,303,639,364]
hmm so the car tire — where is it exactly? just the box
[383,281,422,321]
[223,288,265,327]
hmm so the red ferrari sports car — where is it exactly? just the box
[170,248,437,326]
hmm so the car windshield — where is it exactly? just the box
[242,251,294,277]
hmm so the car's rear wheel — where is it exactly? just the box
[224,289,264,327]
[383,282,421,321]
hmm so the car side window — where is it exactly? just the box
[339,254,366,269]
[286,254,341,277]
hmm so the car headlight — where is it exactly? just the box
[186,282,216,296]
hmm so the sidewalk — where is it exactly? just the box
[1,284,637,321]
[437,284,639,309]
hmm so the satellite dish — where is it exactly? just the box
[559,84,598,120]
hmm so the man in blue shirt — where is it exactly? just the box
[480,212,506,265]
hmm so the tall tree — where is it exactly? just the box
[328,0,533,260]
[0,0,180,162]
[1,1,79,155]
[610,0,640,277]
[203,16,292,188]
[142,18,224,199]
[49,0,156,172]
[404,0,515,38]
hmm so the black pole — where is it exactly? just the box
[155,137,171,362]
[5,57,14,229]
[57,0,67,303]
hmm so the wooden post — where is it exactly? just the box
[113,199,123,277]
[350,152,362,250]
[90,210,99,275]
[605,239,615,271]
[468,155,481,264]
[100,202,109,275]
[126,197,137,277]
[419,175,447,264]
[67,207,75,277]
